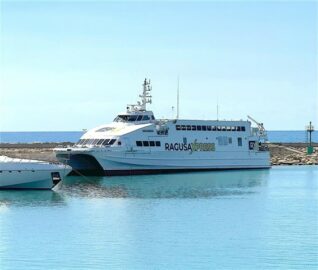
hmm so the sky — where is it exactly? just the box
[0,0,317,131]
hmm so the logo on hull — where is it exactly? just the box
[165,140,215,152]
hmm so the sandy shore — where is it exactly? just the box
[1,142,317,165]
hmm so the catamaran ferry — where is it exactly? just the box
[55,79,270,176]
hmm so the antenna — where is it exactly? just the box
[217,96,219,121]
[176,76,180,119]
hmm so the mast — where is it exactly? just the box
[138,78,152,111]
[126,79,152,113]
[177,77,180,119]
[217,96,219,121]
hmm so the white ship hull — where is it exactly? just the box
[0,156,72,189]
[56,148,270,176]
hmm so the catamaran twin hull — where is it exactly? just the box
[55,79,271,176]
[56,148,270,176]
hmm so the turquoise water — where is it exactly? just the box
[0,166,317,269]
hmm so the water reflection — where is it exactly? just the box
[0,190,65,207]
[60,170,270,199]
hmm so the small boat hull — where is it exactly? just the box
[0,170,65,190]
[0,156,72,190]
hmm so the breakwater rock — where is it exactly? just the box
[0,142,317,166]
[268,143,318,165]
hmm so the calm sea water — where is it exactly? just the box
[0,131,317,143]
[0,166,317,269]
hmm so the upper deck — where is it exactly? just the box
[69,79,267,149]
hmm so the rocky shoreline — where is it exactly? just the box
[0,142,317,166]
[268,143,318,165]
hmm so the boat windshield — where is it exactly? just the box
[113,114,155,122]
[113,115,138,122]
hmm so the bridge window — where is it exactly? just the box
[191,125,196,131]
[241,126,246,131]
[114,115,138,122]
[197,126,202,131]
[97,139,104,145]
[181,125,186,130]
[136,141,142,147]
[212,126,216,131]
[150,141,155,147]
[186,125,191,130]
[207,126,211,131]
[92,139,99,145]
[136,115,143,121]
[202,126,207,131]
[142,115,150,121]
[109,139,116,145]
[102,139,110,145]
[155,141,161,147]
[176,125,181,131]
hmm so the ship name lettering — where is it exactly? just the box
[164,141,215,152]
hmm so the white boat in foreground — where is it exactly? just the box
[0,156,72,190]
[55,79,271,176]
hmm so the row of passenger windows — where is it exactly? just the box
[176,125,246,132]
[136,141,161,147]
[77,138,117,146]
